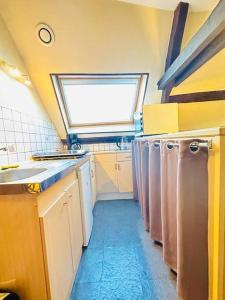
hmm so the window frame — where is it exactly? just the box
[50,73,149,133]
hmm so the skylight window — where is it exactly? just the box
[51,74,148,134]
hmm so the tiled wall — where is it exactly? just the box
[81,143,131,152]
[0,105,63,165]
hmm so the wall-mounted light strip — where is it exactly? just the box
[0,59,32,87]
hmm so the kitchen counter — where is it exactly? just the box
[0,156,89,195]
[92,150,131,154]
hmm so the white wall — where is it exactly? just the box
[0,15,50,119]
[0,0,174,138]
[0,15,62,165]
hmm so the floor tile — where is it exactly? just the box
[70,282,100,300]
[76,248,103,283]
[135,244,171,280]
[152,279,178,300]
[104,230,140,247]
[88,219,105,248]
[102,246,140,282]
[99,280,143,300]
[70,200,177,300]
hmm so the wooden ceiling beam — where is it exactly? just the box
[158,0,225,90]
[165,2,189,70]
[169,90,225,103]
[161,82,174,103]
[161,2,189,103]
[174,30,225,86]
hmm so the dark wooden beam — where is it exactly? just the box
[165,2,189,70]
[161,82,174,103]
[162,2,189,103]
[169,90,225,103]
[175,30,225,86]
[158,0,225,90]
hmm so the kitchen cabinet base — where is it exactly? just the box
[96,192,133,201]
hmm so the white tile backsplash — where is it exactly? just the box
[0,105,63,165]
[80,142,131,152]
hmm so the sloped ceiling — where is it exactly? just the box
[0,0,175,137]
[0,0,222,138]
[118,0,218,12]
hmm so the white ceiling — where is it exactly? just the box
[118,0,219,12]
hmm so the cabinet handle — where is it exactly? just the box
[117,163,120,171]
[68,194,73,198]
[115,163,117,170]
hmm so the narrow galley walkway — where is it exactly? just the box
[70,200,177,300]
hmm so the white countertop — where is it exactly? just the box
[0,157,89,194]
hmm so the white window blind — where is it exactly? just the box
[52,74,148,133]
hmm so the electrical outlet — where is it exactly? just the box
[8,144,16,153]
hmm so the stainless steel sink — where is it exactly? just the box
[0,168,48,183]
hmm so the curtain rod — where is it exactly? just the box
[151,140,212,150]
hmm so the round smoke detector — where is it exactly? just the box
[36,23,55,46]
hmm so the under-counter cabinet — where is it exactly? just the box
[95,153,118,195]
[40,191,74,300]
[95,151,133,200]
[116,152,133,193]
[66,182,83,273]
[89,154,96,205]
[0,172,83,300]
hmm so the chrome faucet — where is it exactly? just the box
[0,147,7,151]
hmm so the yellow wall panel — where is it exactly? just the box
[179,101,225,131]
[143,103,179,134]
[143,101,225,134]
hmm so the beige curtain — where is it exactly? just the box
[177,140,208,300]
[132,140,150,230]
[133,138,209,300]
[131,141,138,200]
[140,141,149,231]
[160,140,178,271]
[133,140,142,206]
[148,141,162,242]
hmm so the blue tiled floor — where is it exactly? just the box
[70,200,177,300]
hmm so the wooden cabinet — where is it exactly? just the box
[40,192,74,300]
[90,154,97,205]
[0,194,47,300]
[117,160,133,193]
[66,181,83,273]
[0,171,84,300]
[40,178,83,300]
[116,152,132,161]
[117,152,133,193]
[95,153,118,194]
[95,152,133,200]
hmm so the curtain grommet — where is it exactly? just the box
[154,142,160,149]
[167,143,174,150]
[189,142,200,154]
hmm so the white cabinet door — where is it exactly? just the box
[90,155,97,205]
[40,192,74,300]
[95,153,118,194]
[66,181,83,273]
[77,161,93,246]
[117,160,133,193]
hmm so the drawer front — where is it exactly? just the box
[95,153,117,163]
[117,152,132,161]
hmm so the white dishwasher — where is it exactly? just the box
[77,161,93,246]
